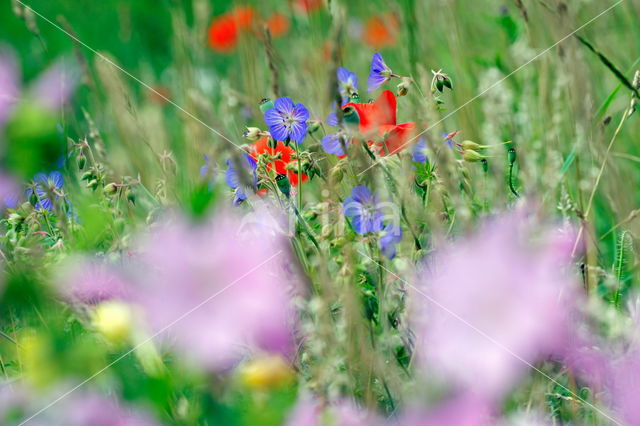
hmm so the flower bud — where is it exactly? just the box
[307,120,321,134]
[275,173,291,198]
[8,212,23,226]
[481,158,489,173]
[508,147,517,165]
[87,179,99,190]
[104,183,118,196]
[259,98,274,113]
[397,77,412,97]
[92,301,133,345]
[462,149,484,163]
[243,127,262,141]
[461,140,481,151]
[81,171,94,181]
[77,153,86,170]
[29,190,38,206]
[126,188,136,204]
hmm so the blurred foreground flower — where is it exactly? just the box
[0,385,158,426]
[130,211,296,371]
[414,211,579,400]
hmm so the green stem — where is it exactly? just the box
[508,163,520,198]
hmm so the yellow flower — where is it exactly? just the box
[92,301,133,345]
[237,355,295,391]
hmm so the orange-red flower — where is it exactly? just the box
[342,90,416,156]
[362,13,399,50]
[250,137,308,186]
[266,13,290,38]
[207,6,256,53]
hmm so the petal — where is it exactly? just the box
[326,112,339,127]
[321,134,345,156]
[367,73,388,93]
[351,185,373,204]
[49,171,64,188]
[225,164,239,189]
[264,108,283,127]
[293,103,309,122]
[30,59,79,111]
[289,121,307,143]
[269,123,289,142]
[274,97,294,114]
[337,67,350,84]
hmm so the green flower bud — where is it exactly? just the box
[443,76,452,89]
[126,189,136,204]
[461,140,481,151]
[397,77,412,97]
[29,190,38,206]
[435,79,444,93]
[259,98,274,113]
[508,147,517,165]
[8,213,23,226]
[104,183,118,196]
[308,120,321,134]
[77,154,86,170]
[462,149,484,163]
[81,171,94,181]
[275,174,290,198]
[481,158,489,173]
[243,127,262,141]
[87,179,99,190]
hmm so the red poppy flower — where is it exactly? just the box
[342,90,416,156]
[250,137,308,186]
[207,6,256,53]
[266,13,290,38]
[362,13,399,49]
[208,14,239,52]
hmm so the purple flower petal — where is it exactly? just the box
[326,112,339,127]
[29,59,79,111]
[321,133,345,156]
[289,121,308,143]
[264,108,283,127]
[274,96,295,114]
[269,123,289,142]
[292,103,310,122]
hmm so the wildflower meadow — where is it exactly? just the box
[1,0,640,424]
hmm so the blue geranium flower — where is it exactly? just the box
[412,138,429,163]
[367,53,392,93]
[263,97,309,144]
[26,171,63,212]
[337,67,358,102]
[379,222,402,259]
[321,133,345,157]
[225,154,257,206]
[343,185,384,234]
[200,154,212,178]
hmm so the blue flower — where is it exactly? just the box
[27,171,63,211]
[263,97,309,144]
[343,186,384,234]
[200,154,212,178]
[225,154,257,206]
[326,111,339,127]
[321,133,345,157]
[367,53,392,93]
[337,67,358,102]
[412,138,429,163]
[379,222,402,259]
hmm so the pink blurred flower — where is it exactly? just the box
[0,385,157,426]
[399,394,493,426]
[55,256,132,305]
[0,47,78,130]
[286,397,382,426]
[130,211,296,371]
[0,50,19,128]
[413,211,579,399]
